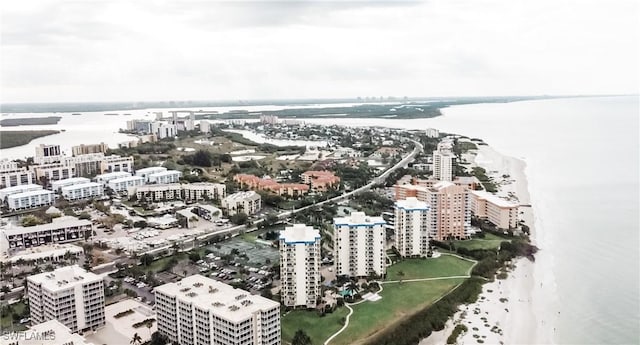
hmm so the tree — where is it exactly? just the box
[149,332,169,345]
[140,254,154,267]
[133,220,148,228]
[292,329,312,345]
[77,212,91,220]
[145,319,154,338]
[188,252,201,263]
[229,212,248,225]
[130,332,142,345]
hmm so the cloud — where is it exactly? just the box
[0,0,637,102]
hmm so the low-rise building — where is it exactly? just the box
[234,174,309,197]
[301,171,341,192]
[30,163,75,182]
[94,171,132,185]
[7,189,55,210]
[23,319,95,345]
[51,177,91,192]
[135,166,167,182]
[154,275,280,345]
[279,224,321,308]
[107,176,144,194]
[148,170,182,184]
[222,191,261,215]
[61,182,104,201]
[0,217,92,253]
[470,190,519,229]
[0,184,43,201]
[27,265,105,333]
[0,159,35,188]
[333,212,386,278]
[183,182,226,201]
[128,183,226,202]
[62,153,105,177]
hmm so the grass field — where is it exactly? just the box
[281,308,350,345]
[385,255,474,281]
[332,278,466,345]
[453,233,510,250]
[0,130,60,149]
[1,301,28,331]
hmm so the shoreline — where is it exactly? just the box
[421,144,544,345]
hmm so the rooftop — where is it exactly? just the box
[109,175,144,184]
[7,189,54,199]
[2,216,91,236]
[471,190,519,208]
[0,184,42,194]
[334,211,386,226]
[28,265,102,292]
[155,275,279,323]
[396,197,429,211]
[51,177,91,186]
[60,182,102,191]
[279,224,320,244]
[95,171,132,179]
[225,191,260,200]
[148,170,181,177]
[136,166,167,174]
[27,320,94,345]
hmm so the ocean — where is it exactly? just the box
[1,96,638,343]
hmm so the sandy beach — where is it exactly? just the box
[421,144,552,345]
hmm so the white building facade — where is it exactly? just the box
[7,189,55,210]
[107,176,144,194]
[61,182,104,201]
[222,191,262,215]
[333,212,386,278]
[27,265,105,333]
[394,197,430,257]
[432,139,455,182]
[135,166,167,182]
[279,224,321,308]
[148,170,182,184]
[0,217,92,253]
[154,275,280,345]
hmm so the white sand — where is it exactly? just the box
[421,145,551,345]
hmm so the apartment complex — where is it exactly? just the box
[333,212,386,278]
[35,144,63,164]
[27,265,105,333]
[51,177,91,191]
[135,166,168,182]
[425,128,440,138]
[107,176,144,194]
[99,155,133,173]
[62,153,105,177]
[432,139,455,182]
[470,190,519,229]
[148,170,182,184]
[0,184,43,201]
[0,217,92,253]
[30,163,75,183]
[222,191,262,216]
[155,275,281,345]
[7,189,55,211]
[94,171,131,185]
[394,197,430,257]
[61,182,104,201]
[128,183,226,202]
[301,171,341,192]
[72,143,109,156]
[0,159,35,188]
[279,224,321,308]
[233,174,309,197]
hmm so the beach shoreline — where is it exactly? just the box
[420,144,546,345]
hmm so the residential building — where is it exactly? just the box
[333,212,386,278]
[51,177,91,192]
[27,265,105,333]
[0,159,35,188]
[279,224,321,308]
[425,128,440,138]
[150,121,177,139]
[154,275,280,345]
[301,171,341,192]
[199,120,210,133]
[62,153,105,177]
[394,197,430,257]
[470,190,519,229]
[222,191,261,215]
[99,155,134,173]
[126,119,153,134]
[233,174,309,197]
[71,143,109,156]
[7,189,55,210]
[94,171,131,185]
[61,182,104,201]
[433,139,455,182]
[148,170,182,184]
[107,176,144,194]
[135,166,167,182]
[0,184,43,201]
[21,319,95,345]
[30,163,75,183]
[128,183,226,202]
[35,144,62,164]
[260,115,279,124]
[0,217,92,253]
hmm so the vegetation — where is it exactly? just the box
[452,233,509,251]
[0,130,60,149]
[471,167,498,193]
[384,255,474,281]
[229,212,249,225]
[281,309,350,345]
[132,318,155,328]
[114,309,135,318]
[179,149,232,167]
[0,117,61,126]
[110,141,176,155]
[292,329,313,345]
[446,324,468,344]
[351,191,394,216]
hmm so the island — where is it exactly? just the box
[0,130,60,149]
[0,116,62,126]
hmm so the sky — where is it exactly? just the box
[1,0,638,103]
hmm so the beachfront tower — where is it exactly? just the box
[333,212,386,278]
[279,224,321,308]
[394,197,430,257]
[433,139,455,181]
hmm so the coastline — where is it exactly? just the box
[420,144,544,345]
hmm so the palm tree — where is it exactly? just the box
[130,332,142,345]
[144,319,154,338]
[344,281,358,298]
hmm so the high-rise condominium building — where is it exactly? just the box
[27,265,105,334]
[333,212,386,278]
[394,197,430,257]
[155,275,281,345]
[433,139,455,181]
[279,224,321,308]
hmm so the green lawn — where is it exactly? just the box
[281,308,350,345]
[385,255,474,281]
[453,233,510,250]
[1,301,28,331]
[333,278,466,345]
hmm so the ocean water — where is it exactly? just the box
[301,96,639,344]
